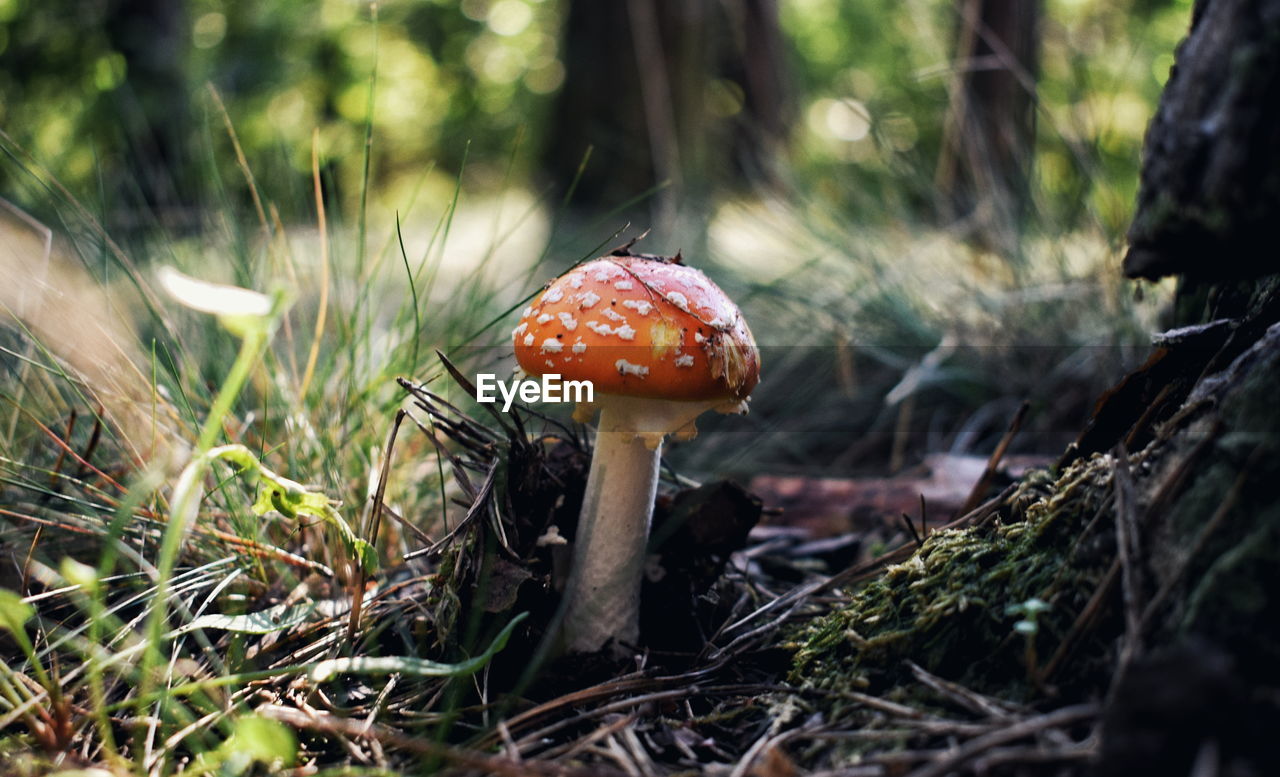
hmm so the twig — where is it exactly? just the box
[906,660,1020,720]
[1041,557,1119,683]
[347,410,406,643]
[969,740,1097,772]
[902,703,1099,777]
[1110,447,1143,677]
[900,513,923,548]
[1123,382,1174,451]
[258,704,619,776]
[403,461,498,560]
[957,400,1029,517]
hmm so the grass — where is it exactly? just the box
[0,19,1179,775]
[0,171,1166,776]
[0,108,558,771]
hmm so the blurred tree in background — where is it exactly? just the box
[0,0,1194,243]
[935,0,1041,254]
[544,0,791,242]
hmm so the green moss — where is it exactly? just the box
[789,455,1119,701]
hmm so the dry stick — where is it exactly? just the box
[906,660,1020,720]
[1123,382,1174,451]
[346,410,406,644]
[1042,557,1120,683]
[27,411,126,495]
[553,714,639,763]
[799,686,925,719]
[969,742,1097,773]
[920,493,928,539]
[258,704,618,777]
[72,409,105,484]
[403,460,499,561]
[49,409,76,488]
[731,720,823,777]
[372,502,435,548]
[514,687,708,756]
[481,670,706,750]
[957,400,1030,517]
[902,703,1099,777]
[20,523,43,598]
[900,512,923,548]
[1110,448,1143,677]
[202,526,334,576]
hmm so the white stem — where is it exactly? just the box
[560,403,661,654]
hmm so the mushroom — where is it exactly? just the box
[513,252,760,654]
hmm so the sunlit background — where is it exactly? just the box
[0,0,1193,480]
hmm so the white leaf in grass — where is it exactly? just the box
[158,266,272,318]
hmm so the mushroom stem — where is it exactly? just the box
[560,402,662,654]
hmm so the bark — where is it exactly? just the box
[1123,0,1280,280]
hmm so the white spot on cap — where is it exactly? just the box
[675,354,695,367]
[546,359,555,367]
[593,266,618,282]
[665,291,690,312]
[614,279,634,291]
[585,321,616,336]
[694,331,707,343]
[601,307,625,322]
[523,333,535,346]
[557,312,578,330]
[543,287,565,304]
[512,322,528,338]
[572,340,587,354]
[621,299,654,315]
[568,274,584,289]
[537,313,554,324]
[541,338,564,354]
[578,291,601,308]
[708,315,732,329]
[615,359,649,378]
[521,306,534,318]
[616,324,636,340]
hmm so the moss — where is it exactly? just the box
[789,455,1119,702]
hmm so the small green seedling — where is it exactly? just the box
[1005,597,1051,682]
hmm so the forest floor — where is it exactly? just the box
[0,187,1275,776]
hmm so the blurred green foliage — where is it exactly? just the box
[784,0,1195,236]
[0,0,1193,234]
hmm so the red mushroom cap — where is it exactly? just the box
[513,255,759,402]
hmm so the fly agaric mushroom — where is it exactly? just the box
[513,251,760,654]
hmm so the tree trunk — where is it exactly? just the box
[1123,0,1280,281]
[103,0,195,231]
[935,0,1041,256]
[543,0,790,242]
